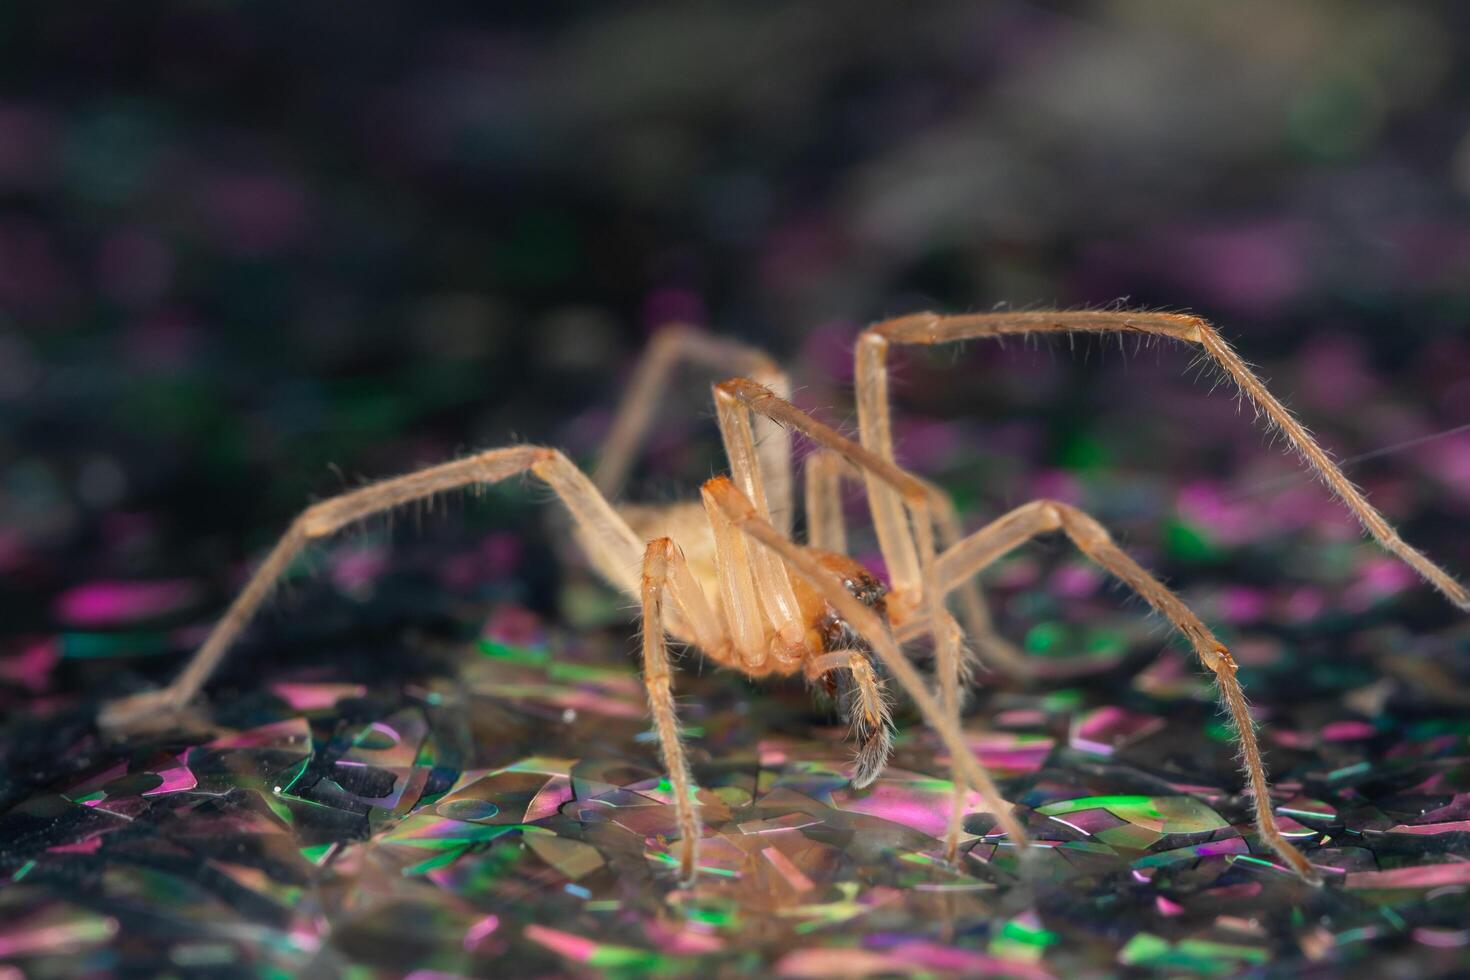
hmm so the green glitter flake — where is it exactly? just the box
[1040,689,1084,712]
[684,902,740,928]
[1120,932,1267,974]
[1039,795,1228,835]
[1000,917,1058,948]
[1328,761,1372,782]
[647,850,738,878]
[1279,798,1336,822]
[477,639,550,665]
[61,631,172,659]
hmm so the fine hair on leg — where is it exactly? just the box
[100,445,645,731]
[935,498,1323,884]
[857,310,1467,611]
[640,537,704,884]
[805,649,895,788]
[711,381,977,859]
[703,476,1031,852]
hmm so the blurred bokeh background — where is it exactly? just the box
[4,4,1470,974]
[5,1,1470,600]
[4,1,1470,634]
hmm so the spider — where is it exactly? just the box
[100,311,1466,888]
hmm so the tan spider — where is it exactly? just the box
[100,311,1467,888]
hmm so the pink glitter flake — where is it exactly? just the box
[1346,863,1470,889]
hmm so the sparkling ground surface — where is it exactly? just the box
[3,554,1470,977]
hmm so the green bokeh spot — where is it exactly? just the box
[1024,621,1070,657]
[1166,519,1221,562]
[1058,431,1109,473]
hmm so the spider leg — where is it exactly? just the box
[712,383,803,654]
[935,498,1323,885]
[593,323,793,534]
[806,449,1026,677]
[805,649,895,788]
[640,537,711,885]
[858,311,1468,611]
[100,446,645,732]
[713,379,975,860]
[803,450,849,554]
[703,476,1031,854]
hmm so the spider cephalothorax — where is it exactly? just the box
[102,313,1468,887]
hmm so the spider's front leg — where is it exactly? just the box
[704,476,1031,852]
[714,380,979,861]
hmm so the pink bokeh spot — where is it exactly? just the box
[53,579,199,627]
[640,286,705,332]
[204,172,311,256]
[330,544,390,595]
[1052,564,1102,599]
[0,637,59,691]
[1156,896,1185,916]
[462,915,500,951]
[1320,721,1376,742]
[1218,586,1268,624]
[1032,469,1085,506]
[800,322,859,383]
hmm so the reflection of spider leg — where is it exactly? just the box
[935,498,1322,884]
[101,446,645,732]
[704,476,1030,853]
[856,310,1468,610]
[805,649,894,788]
[713,379,972,860]
[593,323,793,533]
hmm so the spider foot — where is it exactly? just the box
[98,685,195,735]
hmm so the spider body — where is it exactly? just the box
[624,500,892,674]
[100,312,1467,889]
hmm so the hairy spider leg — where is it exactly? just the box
[934,499,1322,884]
[803,450,850,554]
[99,446,649,731]
[101,443,732,889]
[804,648,895,790]
[856,311,1469,612]
[704,476,1029,850]
[593,323,794,535]
[712,383,818,659]
[640,536,724,885]
[709,383,976,861]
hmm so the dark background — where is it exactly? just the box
[5,0,1470,738]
